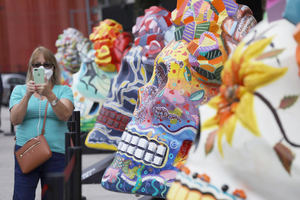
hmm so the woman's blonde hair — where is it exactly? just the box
[26,46,61,85]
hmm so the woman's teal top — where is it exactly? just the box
[9,84,74,154]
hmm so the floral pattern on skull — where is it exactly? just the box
[167,14,300,200]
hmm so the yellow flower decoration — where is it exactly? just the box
[202,37,288,156]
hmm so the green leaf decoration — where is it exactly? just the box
[175,26,185,41]
[274,142,295,174]
[205,131,217,155]
[204,49,222,60]
[184,66,192,82]
[255,49,285,61]
[158,88,165,97]
[195,22,210,38]
[190,90,205,101]
[214,66,223,83]
[279,95,299,109]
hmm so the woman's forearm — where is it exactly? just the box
[10,94,31,125]
[46,92,73,121]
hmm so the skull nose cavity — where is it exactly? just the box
[118,130,168,167]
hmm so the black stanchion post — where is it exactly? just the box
[65,120,75,200]
[73,111,80,146]
[65,132,76,164]
[64,111,83,200]
[64,133,71,200]
[68,120,76,133]
[69,146,82,200]
[65,131,76,200]
[43,172,64,200]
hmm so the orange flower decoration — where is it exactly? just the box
[233,189,247,199]
[203,37,288,156]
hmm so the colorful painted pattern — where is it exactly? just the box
[85,7,173,151]
[71,37,116,132]
[101,0,239,196]
[55,27,113,132]
[221,4,256,57]
[167,18,300,200]
[55,28,85,85]
[85,46,152,150]
[89,19,131,72]
[133,6,173,66]
[168,165,246,200]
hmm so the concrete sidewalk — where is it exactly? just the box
[0,106,141,200]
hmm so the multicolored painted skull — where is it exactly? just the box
[221,4,256,57]
[69,21,132,132]
[85,6,173,150]
[101,0,255,198]
[72,37,116,132]
[55,28,85,85]
[89,19,130,72]
[167,2,300,199]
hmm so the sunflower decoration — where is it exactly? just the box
[202,37,288,156]
[89,19,132,72]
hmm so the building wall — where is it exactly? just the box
[0,0,98,73]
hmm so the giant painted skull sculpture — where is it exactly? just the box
[85,6,173,150]
[55,28,85,86]
[71,21,131,132]
[167,1,300,199]
[72,37,116,132]
[101,0,255,198]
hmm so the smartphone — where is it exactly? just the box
[33,68,45,84]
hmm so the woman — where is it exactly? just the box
[9,46,74,200]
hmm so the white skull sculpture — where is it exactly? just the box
[167,1,300,199]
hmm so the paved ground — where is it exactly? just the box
[0,106,142,200]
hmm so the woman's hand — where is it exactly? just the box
[35,78,52,97]
[26,80,35,96]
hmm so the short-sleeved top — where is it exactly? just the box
[9,84,74,154]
